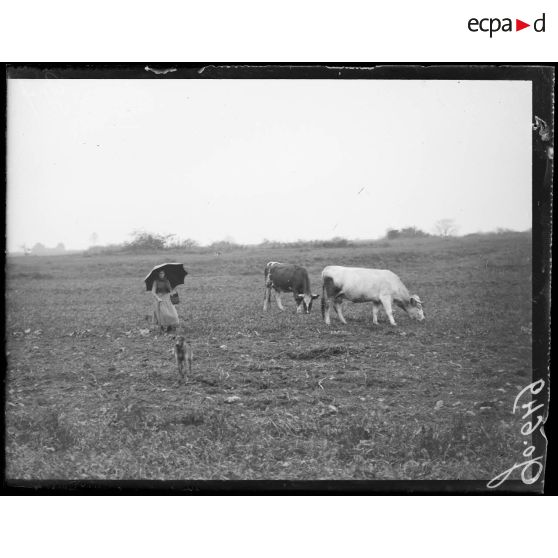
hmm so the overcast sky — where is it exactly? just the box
[7,78,531,251]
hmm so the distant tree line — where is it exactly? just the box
[118,232,355,253]
[87,231,227,255]
[75,220,531,257]
[260,237,352,249]
[21,242,66,256]
[385,227,431,240]
[385,219,460,239]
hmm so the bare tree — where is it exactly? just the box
[434,219,458,237]
[89,232,99,246]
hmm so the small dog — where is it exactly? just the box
[174,336,193,383]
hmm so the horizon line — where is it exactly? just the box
[7,228,533,256]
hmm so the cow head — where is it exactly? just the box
[296,293,320,314]
[407,294,425,321]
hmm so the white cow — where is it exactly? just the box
[321,266,425,326]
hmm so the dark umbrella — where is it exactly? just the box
[144,263,188,291]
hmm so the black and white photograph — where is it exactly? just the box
[4,65,552,492]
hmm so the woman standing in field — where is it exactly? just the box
[151,270,179,333]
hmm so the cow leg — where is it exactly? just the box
[274,290,285,311]
[380,295,397,326]
[372,302,381,325]
[323,296,332,325]
[334,298,347,324]
[294,292,304,313]
[263,285,272,311]
[322,276,337,325]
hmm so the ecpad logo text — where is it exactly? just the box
[468,13,546,37]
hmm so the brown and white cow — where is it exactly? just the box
[263,261,319,314]
[321,266,425,326]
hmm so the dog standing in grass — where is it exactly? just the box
[174,336,193,383]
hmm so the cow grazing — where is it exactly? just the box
[321,266,425,326]
[263,261,319,314]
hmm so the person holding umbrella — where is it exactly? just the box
[145,263,188,333]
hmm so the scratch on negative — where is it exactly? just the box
[325,66,377,71]
[534,116,551,142]
[145,66,177,75]
[198,64,319,74]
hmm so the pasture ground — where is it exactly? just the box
[5,233,532,481]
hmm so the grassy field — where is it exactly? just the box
[5,232,532,481]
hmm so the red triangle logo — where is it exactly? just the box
[516,19,530,31]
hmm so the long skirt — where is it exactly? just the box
[153,294,179,327]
